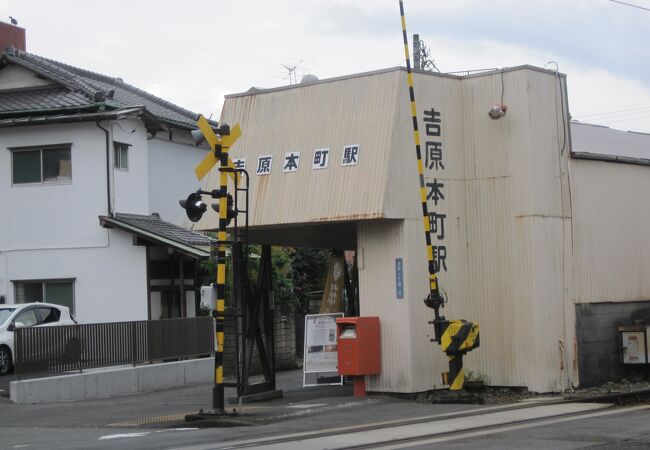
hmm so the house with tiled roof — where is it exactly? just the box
[0,21,214,323]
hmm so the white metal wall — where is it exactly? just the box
[570,159,650,304]
[374,67,575,392]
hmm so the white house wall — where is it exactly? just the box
[0,122,112,252]
[0,64,56,90]
[148,131,209,225]
[0,121,150,322]
[110,118,150,216]
[5,228,148,323]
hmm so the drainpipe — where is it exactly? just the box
[96,121,113,216]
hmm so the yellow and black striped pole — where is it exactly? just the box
[213,139,230,411]
[399,0,444,320]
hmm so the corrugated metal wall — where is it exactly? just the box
[197,70,403,230]
[372,67,575,392]
[197,66,579,393]
[570,159,650,303]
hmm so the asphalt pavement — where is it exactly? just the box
[2,370,650,450]
[0,369,477,449]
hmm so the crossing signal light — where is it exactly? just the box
[211,193,236,226]
[179,192,207,222]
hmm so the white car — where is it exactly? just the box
[0,303,77,375]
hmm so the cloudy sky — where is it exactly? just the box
[3,0,650,132]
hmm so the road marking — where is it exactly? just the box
[99,432,150,440]
[287,403,327,409]
[12,445,31,448]
[155,428,199,432]
[384,404,650,449]
[177,402,618,450]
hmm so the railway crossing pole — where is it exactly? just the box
[184,115,241,414]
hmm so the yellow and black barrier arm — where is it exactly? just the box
[398,0,479,391]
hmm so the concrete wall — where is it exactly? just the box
[575,301,650,386]
[10,357,214,403]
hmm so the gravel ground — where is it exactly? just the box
[416,379,650,405]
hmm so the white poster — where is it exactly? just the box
[303,313,342,374]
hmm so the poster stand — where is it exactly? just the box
[303,313,344,387]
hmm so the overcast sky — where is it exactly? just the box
[3,0,650,132]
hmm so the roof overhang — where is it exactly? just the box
[0,106,167,132]
[99,215,211,259]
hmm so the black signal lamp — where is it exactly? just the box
[210,193,237,226]
[179,192,207,222]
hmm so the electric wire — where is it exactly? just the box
[573,106,650,119]
[608,0,650,11]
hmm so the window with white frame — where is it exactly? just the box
[13,279,75,314]
[11,145,72,184]
[113,142,129,170]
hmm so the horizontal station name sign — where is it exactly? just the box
[231,145,360,176]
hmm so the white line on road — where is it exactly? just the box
[98,432,150,440]
[287,403,327,409]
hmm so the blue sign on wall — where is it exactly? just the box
[396,258,404,299]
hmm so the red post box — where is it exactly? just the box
[336,317,380,397]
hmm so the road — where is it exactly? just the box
[0,374,14,398]
[1,371,649,449]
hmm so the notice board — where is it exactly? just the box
[303,313,343,386]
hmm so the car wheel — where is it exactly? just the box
[0,346,13,376]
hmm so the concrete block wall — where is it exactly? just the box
[576,301,650,386]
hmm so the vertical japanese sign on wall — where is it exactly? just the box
[424,108,447,275]
[395,258,404,299]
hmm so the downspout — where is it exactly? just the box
[96,121,113,216]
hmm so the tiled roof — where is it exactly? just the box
[0,86,91,113]
[111,213,214,247]
[0,47,209,129]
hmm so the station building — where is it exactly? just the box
[194,66,650,393]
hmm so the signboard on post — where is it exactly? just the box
[303,313,343,387]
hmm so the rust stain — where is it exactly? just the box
[308,213,384,222]
[514,214,569,219]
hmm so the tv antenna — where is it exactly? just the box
[413,35,440,73]
[282,60,303,85]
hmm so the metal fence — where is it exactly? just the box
[14,317,214,376]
